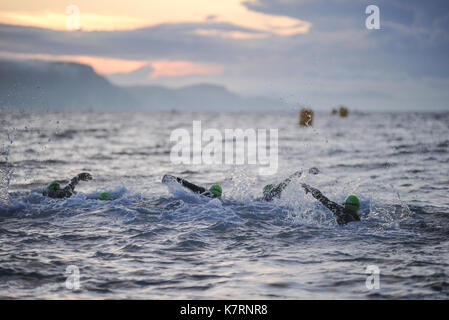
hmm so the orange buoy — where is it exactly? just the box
[299,108,314,126]
[339,106,348,117]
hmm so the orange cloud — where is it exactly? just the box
[0,51,147,74]
[195,28,267,39]
[150,60,224,78]
[0,10,148,31]
[0,51,223,78]
[65,56,148,74]
[0,0,311,35]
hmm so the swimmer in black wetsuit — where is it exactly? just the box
[301,183,360,225]
[262,167,319,202]
[261,168,360,225]
[162,174,222,198]
[43,172,92,199]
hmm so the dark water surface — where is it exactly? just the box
[0,110,448,299]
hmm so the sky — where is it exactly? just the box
[1,0,449,111]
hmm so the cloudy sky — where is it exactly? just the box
[1,0,449,111]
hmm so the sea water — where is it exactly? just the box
[0,110,448,299]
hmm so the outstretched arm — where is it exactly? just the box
[263,170,303,201]
[175,176,207,194]
[301,183,347,225]
[63,172,92,194]
[162,175,214,198]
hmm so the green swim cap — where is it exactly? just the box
[47,181,60,191]
[344,195,360,213]
[99,192,109,201]
[209,184,222,197]
[263,184,274,195]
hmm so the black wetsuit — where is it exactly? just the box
[306,185,360,225]
[263,170,303,201]
[162,175,218,198]
[43,175,82,199]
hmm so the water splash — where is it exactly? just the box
[0,129,14,204]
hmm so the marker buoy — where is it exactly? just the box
[339,106,348,117]
[299,108,314,126]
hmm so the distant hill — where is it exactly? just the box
[0,59,137,110]
[0,59,281,111]
[125,83,280,111]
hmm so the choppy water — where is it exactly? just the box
[0,110,448,299]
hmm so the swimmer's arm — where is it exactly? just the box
[302,184,346,225]
[63,176,80,194]
[163,175,216,198]
[264,170,302,201]
[174,177,208,195]
[63,172,92,195]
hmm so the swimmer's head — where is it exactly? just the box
[47,181,61,191]
[263,184,274,196]
[209,184,222,197]
[99,192,109,201]
[344,195,360,213]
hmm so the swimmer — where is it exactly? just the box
[262,167,319,201]
[301,183,360,225]
[162,174,222,198]
[43,172,92,199]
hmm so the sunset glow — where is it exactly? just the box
[0,10,148,31]
[0,51,223,78]
[0,0,311,35]
[150,60,224,78]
